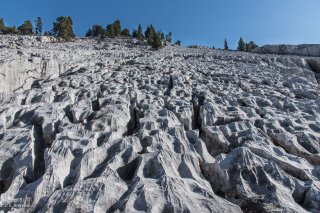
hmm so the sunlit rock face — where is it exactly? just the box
[0,35,319,213]
[254,44,320,57]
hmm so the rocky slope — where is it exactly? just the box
[254,44,320,58]
[0,35,320,212]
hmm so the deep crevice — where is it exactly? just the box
[63,105,74,123]
[25,122,46,184]
[199,161,267,213]
[240,200,267,213]
[213,117,243,126]
[91,97,100,112]
[165,75,174,96]
[84,140,123,180]
[292,186,309,208]
[306,59,320,83]
[126,106,141,136]
[107,179,140,213]
[117,156,142,182]
[125,95,141,136]
[0,158,15,194]
[192,93,205,134]
[63,149,83,188]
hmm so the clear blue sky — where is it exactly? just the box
[1,0,320,48]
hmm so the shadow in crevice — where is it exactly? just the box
[117,156,142,182]
[24,123,46,184]
[0,158,16,194]
[306,59,320,83]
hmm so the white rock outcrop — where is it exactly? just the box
[0,35,319,212]
[254,44,320,57]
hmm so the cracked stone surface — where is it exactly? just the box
[0,35,320,212]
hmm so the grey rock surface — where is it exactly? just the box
[0,35,320,212]
[254,44,320,57]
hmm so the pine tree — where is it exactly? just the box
[35,17,43,36]
[237,37,245,51]
[245,41,258,52]
[166,32,172,43]
[106,24,115,38]
[224,38,229,50]
[44,31,50,36]
[120,28,131,37]
[0,18,5,32]
[160,32,166,40]
[91,25,105,37]
[145,25,156,43]
[137,24,143,40]
[18,20,33,35]
[85,28,92,37]
[175,40,181,46]
[52,16,75,41]
[151,32,162,49]
[132,29,138,38]
[113,20,121,36]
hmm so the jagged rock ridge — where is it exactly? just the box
[0,35,320,212]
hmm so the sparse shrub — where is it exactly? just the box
[3,26,18,34]
[279,45,286,55]
[52,16,75,41]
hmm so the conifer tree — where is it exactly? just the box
[120,28,131,37]
[175,40,181,46]
[224,38,229,50]
[166,32,172,43]
[132,29,138,38]
[245,41,258,52]
[137,24,143,40]
[237,37,245,51]
[85,28,92,37]
[35,17,43,36]
[159,31,165,40]
[151,32,162,49]
[145,25,156,43]
[106,24,115,38]
[113,20,121,36]
[91,25,105,37]
[52,16,75,41]
[18,20,33,35]
[0,18,5,32]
